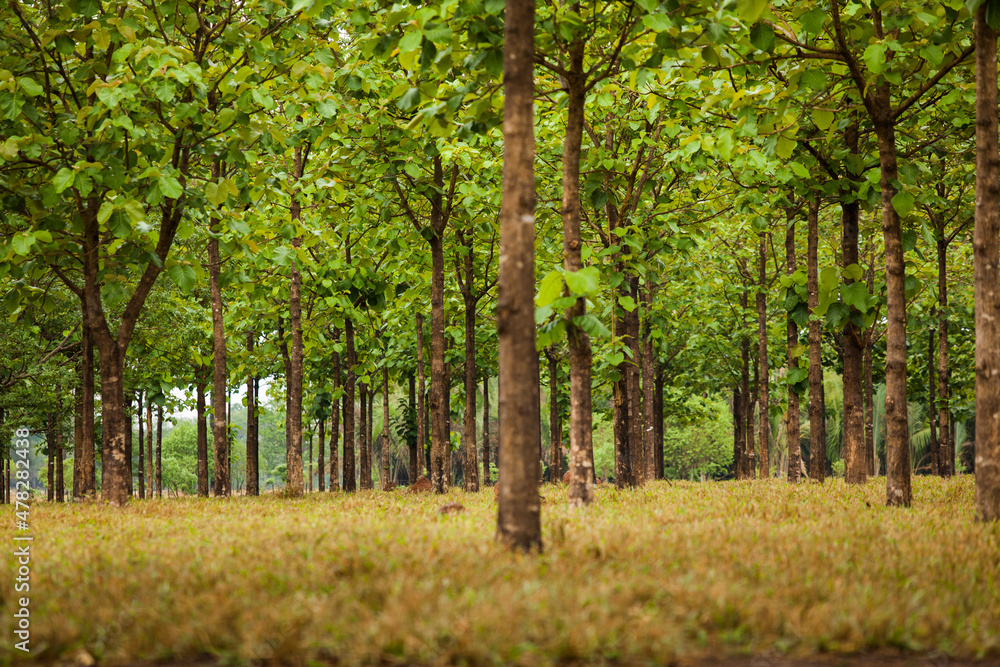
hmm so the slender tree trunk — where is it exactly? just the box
[359,382,370,490]
[654,364,664,479]
[547,350,561,483]
[46,413,54,501]
[73,385,82,500]
[343,317,357,492]
[382,365,392,490]
[196,382,208,496]
[461,276,480,492]
[308,429,313,492]
[55,393,64,502]
[739,274,754,479]
[642,284,657,482]
[496,0,543,550]
[927,323,938,474]
[331,326,341,491]
[757,230,771,479]
[416,313,427,479]
[937,239,952,477]
[626,278,643,484]
[975,3,1000,520]
[136,394,144,499]
[154,405,161,497]
[79,297,97,498]
[207,205,230,497]
[429,228,449,493]
[560,31,595,503]
[408,372,417,483]
[246,332,259,496]
[145,402,153,499]
[483,376,491,485]
[840,122,866,484]
[786,214,802,483]
[285,147,305,497]
[318,415,325,492]
[734,385,744,479]
[865,251,877,476]
[807,198,826,482]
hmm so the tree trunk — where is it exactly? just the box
[80,320,96,498]
[196,382,208,496]
[786,214,802,483]
[757,230,771,479]
[318,415,326,492]
[927,324,938,474]
[382,365,392,490]
[136,394,144,499]
[155,405,162,497]
[626,278,643,484]
[56,394,64,502]
[547,350,561,483]
[560,32,595,503]
[496,0,543,551]
[207,230,230,497]
[308,430,313,492]
[461,271,480,492]
[343,317,357,492]
[871,92,911,506]
[331,326,341,491]
[145,401,153,499]
[654,364,664,479]
[246,332,259,496]
[642,284,657,482]
[408,371,417,484]
[734,385,744,479]
[46,412,54,501]
[865,252,877,476]
[483,375,491,485]
[841,121,866,484]
[416,313,427,479]
[285,147,305,497]
[975,3,1000,521]
[740,275,755,479]
[73,385,82,500]
[807,198,826,482]
[359,382,370,490]
[936,239,952,477]
[429,228,448,494]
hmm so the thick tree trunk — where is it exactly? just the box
[871,94,911,506]
[343,317,357,492]
[94,341,129,505]
[864,253,877,476]
[246,332,259,496]
[196,382,208,496]
[975,4,1000,520]
[496,0,543,550]
[79,321,96,498]
[416,313,427,478]
[382,365,392,490]
[145,402,153,499]
[807,198,826,482]
[757,231,771,479]
[560,33,595,503]
[936,240,952,477]
[483,375,491,485]
[786,215,802,483]
[626,278,643,484]
[408,372,417,484]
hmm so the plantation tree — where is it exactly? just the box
[496,0,542,552]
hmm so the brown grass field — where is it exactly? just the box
[1,476,998,666]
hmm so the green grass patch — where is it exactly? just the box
[2,477,998,665]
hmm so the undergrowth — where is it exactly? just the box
[1,476,998,665]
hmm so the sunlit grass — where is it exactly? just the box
[2,476,998,665]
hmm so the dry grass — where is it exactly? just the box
[2,476,998,666]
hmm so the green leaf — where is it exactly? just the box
[536,270,564,307]
[205,182,228,206]
[11,233,34,256]
[891,190,914,216]
[717,130,734,161]
[572,314,611,338]
[53,167,75,193]
[108,210,132,239]
[737,0,768,23]
[167,264,197,293]
[812,108,834,130]
[398,30,423,54]
[97,201,115,225]
[863,42,887,75]
[800,9,826,35]
[18,78,43,97]
[790,161,810,178]
[841,282,870,312]
[618,295,636,312]
[564,266,599,296]
[818,266,839,294]
[749,22,775,51]
[843,263,864,282]
[397,87,421,111]
[158,176,183,199]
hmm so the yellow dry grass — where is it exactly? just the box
[1,476,998,666]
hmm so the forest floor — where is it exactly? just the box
[2,476,998,666]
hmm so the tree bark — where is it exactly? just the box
[80,318,96,498]
[642,284,657,482]
[416,313,427,479]
[359,382,370,490]
[496,0,543,551]
[136,394,144,499]
[46,412,54,502]
[331,326,341,491]
[460,241,480,492]
[936,240,952,477]
[626,278,643,484]
[246,332,259,496]
[286,146,306,497]
[547,350,561,483]
[757,230,771,479]
[807,198,826,482]
[483,375,491,485]
[654,364,664,479]
[841,121,866,484]
[408,371,417,484]
[196,382,208,496]
[975,3,1000,521]
[429,179,449,494]
[207,227,229,497]
[318,414,325,492]
[55,394,64,502]
[928,323,938,474]
[734,385,744,479]
[343,317,357,492]
[145,401,153,499]
[382,365,392,490]
[786,214,802,483]
[864,251,877,476]
[73,385,82,500]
